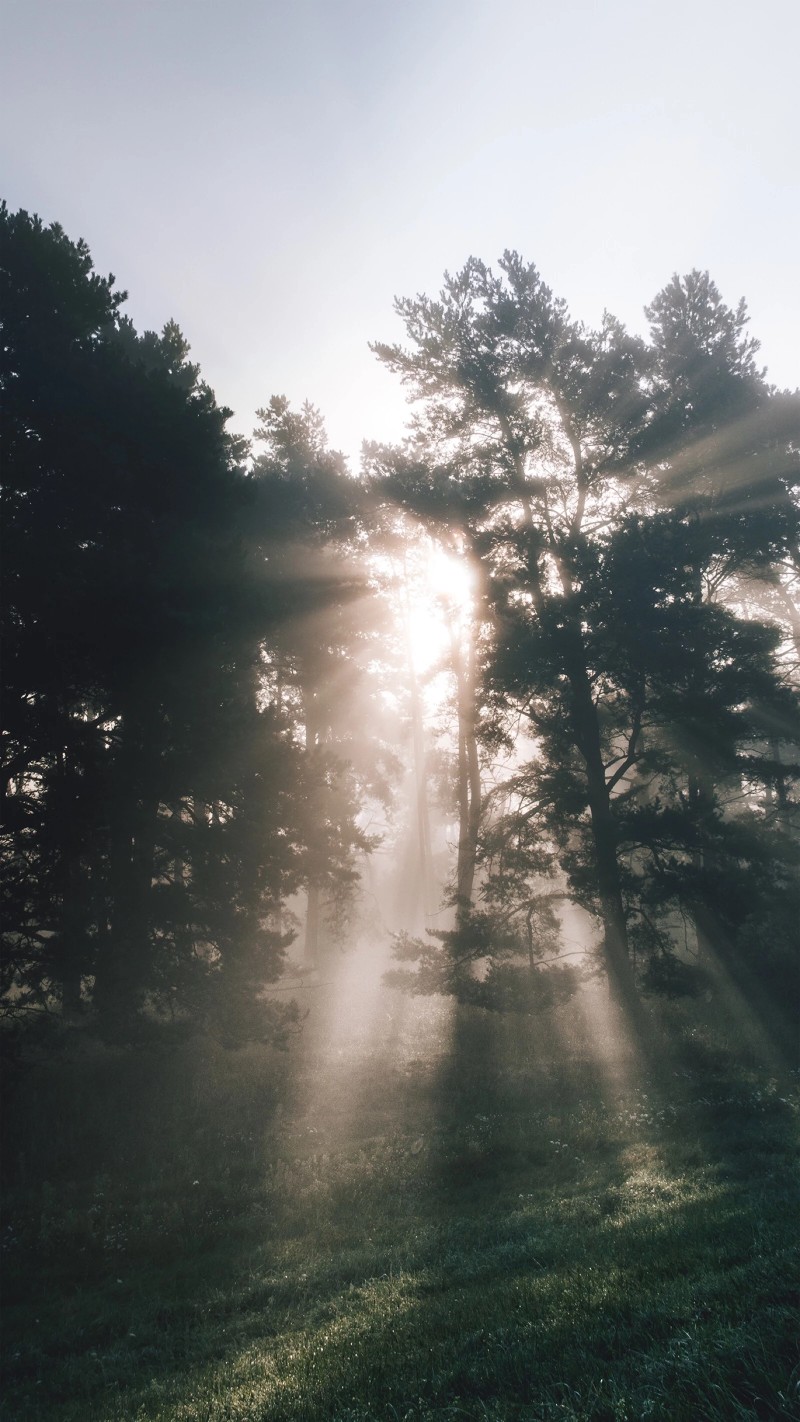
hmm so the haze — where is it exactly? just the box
[3,7,800,1419]
[3,0,798,462]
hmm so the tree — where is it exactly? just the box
[363,451,501,931]
[1,205,129,1021]
[248,397,391,968]
[368,254,799,1038]
[0,207,302,1040]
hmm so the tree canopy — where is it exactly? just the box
[0,206,370,1043]
[2,210,797,1055]
[367,253,799,1044]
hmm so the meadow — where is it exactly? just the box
[2,969,798,1422]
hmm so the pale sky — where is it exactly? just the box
[2,0,798,465]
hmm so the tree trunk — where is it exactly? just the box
[564,643,652,1047]
[56,857,87,1022]
[95,798,159,1026]
[585,753,641,1018]
[775,579,800,663]
[403,605,434,926]
[93,708,160,1029]
[52,746,89,1020]
[452,625,481,925]
[304,883,321,970]
[57,949,85,1022]
[303,685,324,969]
[508,427,643,1020]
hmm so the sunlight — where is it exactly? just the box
[569,969,655,1105]
[428,544,475,605]
[6,14,799,1417]
[405,599,449,673]
[268,929,458,1177]
[547,902,649,1101]
[404,544,475,673]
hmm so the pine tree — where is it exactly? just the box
[368,255,799,1039]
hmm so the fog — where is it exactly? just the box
[3,32,799,1401]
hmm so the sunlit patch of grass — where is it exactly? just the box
[2,1018,798,1421]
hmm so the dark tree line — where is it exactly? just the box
[0,206,375,1044]
[2,207,798,1051]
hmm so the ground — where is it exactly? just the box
[2,943,798,1421]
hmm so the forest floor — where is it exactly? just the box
[2,946,799,1422]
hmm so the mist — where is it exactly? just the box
[2,2,800,1411]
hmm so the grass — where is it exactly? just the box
[1,994,799,1421]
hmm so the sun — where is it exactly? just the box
[404,545,475,672]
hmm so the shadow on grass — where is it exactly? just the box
[9,1133,793,1421]
[2,998,798,1421]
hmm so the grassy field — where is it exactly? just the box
[2,980,798,1422]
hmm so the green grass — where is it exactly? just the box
[2,1005,799,1421]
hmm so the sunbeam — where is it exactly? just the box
[4,147,798,1422]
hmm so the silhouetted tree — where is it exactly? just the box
[249,397,393,967]
[1,207,302,1040]
[369,255,799,1034]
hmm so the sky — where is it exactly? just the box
[2,0,798,465]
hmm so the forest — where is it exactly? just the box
[2,204,799,1421]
